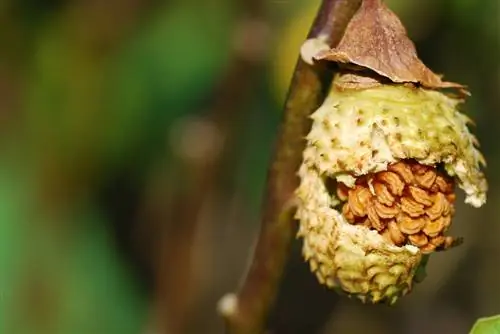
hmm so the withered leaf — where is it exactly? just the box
[315,0,466,91]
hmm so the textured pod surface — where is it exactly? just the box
[296,78,487,303]
[296,165,422,303]
[303,80,486,206]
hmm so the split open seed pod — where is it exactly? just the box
[295,0,487,303]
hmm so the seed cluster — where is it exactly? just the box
[336,160,460,253]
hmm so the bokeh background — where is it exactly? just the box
[0,0,499,333]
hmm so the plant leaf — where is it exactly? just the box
[470,315,500,334]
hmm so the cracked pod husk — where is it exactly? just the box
[295,76,487,303]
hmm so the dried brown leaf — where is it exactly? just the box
[314,0,467,92]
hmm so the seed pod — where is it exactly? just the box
[295,0,487,304]
[295,79,487,303]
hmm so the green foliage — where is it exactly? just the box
[103,2,234,167]
[470,316,500,334]
[0,158,147,333]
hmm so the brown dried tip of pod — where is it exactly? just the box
[338,160,461,254]
[314,0,468,94]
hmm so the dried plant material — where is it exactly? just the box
[367,205,384,230]
[349,186,372,216]
[401,197,426,217]
[373,183,394,206]
[377,171,404,196]
[408,186,433,206]
[383,220,405,245]
[408,233,429,247]
[389,162,414,184]
[295,79,487,303]
[415,168,437,190]
[373,201,399,219]
[314,0,465,91]
[426,193,448,220]
[338,160,459,254]
[429,235,445,247]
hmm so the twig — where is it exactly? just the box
[220,1,361,333]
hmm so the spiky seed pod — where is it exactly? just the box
[295,77,487,303]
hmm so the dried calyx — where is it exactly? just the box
[315,0,465,92]
[295,0,487,303]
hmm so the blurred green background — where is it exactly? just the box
[0,0,498,333]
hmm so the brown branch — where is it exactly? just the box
[220,1,362,333]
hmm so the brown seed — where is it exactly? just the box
[387,220,406,246]
[426,192,446,220]
[398,214,426,234]
[408,186,433,206]
[415,169,437,189]
[420,243,437,254]
[367,205,385,231]
[423,217,444,237]
[376,171,405,196]
[446,193,456,202]
[412,163,431,175]
[430,235,445,247]
[374,201,399,219]
[411,162,432,175]
[373,182,395,206]
[434,175,453,193]
[387,161,414,184]
[401,197,425,217]
[348,186,372,217]
[388,161,414,184]
[408,233,429,247]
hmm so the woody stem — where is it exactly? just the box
[221,1,362,333]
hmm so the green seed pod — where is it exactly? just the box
[295,77,487,303]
